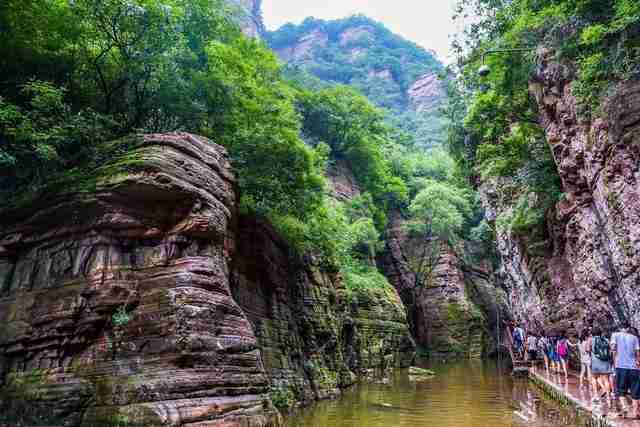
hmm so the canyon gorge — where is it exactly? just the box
[0,0,639,426]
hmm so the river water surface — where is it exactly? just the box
[285,360,585,427]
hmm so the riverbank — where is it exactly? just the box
[530,369,640,427]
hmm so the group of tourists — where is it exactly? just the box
[510,321,640,419]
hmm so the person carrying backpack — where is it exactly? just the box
[590,327,613,403]
[512,324,524,359]
[610,322,640,419]
[556,331,570,379]
[538,331,550,373]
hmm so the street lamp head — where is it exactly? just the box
[478,64,491,77]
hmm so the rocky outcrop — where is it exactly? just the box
[233,216,414,404]
[274,29,328,62]
[326,159,361,202]
[338,25,374,47]
[380,212,499,358]
[480,51,640,334]
[408,72,447,112]
[0,132,414,426]
[0,133,276,426]
[228,0,265,38]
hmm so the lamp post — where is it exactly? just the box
[477,47,537,77]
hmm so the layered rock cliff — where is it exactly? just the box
[480,52,640,334]
[233,216,413,405]
[0,133,413,426]
[380,211,504,358]
[0,133,275,426]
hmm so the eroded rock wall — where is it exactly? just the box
[0,132,415,426]
[0,133,275,426]
[481,52,640,334]
[228,0,265,38]
[232,216,414,404]
[380,211,499,358]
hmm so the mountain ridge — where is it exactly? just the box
[265,15,448,148]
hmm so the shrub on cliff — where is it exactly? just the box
[404,180,472,289]
[0,82,118,196]
[297,86,409,226]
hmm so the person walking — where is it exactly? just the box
[538,331,550,373]
[526,332,538,373]
[557,331,570,379]
[610,322,640,419]
[590,327,613,404]
[513,323,525,360]
[566,330,591,388]
[549,334,560,373]
[576,330,592,389]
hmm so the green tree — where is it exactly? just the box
[298,86,408,226]
[203,37,326,218]
[404,180,472,290]
[0,82,116,195]
[0,0,328,223]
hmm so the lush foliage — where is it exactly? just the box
[0,0,491,299]
[404,179,473,289]
[407,181,472,243]
[452,0,640,117]
[203,37,326,218]
[450,0,640,170]
[0,82,117,192]
[298,86,409,225]
[0,0,326,223]
[441,0,635,253]
[267,15,447,148]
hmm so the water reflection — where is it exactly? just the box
[285,360,585,427]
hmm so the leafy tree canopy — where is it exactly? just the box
[0,0,325,223]
[297,85,409,226]
[267,15,443,121]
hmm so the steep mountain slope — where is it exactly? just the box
[266,16,447,148]
[453,0,640,337]
[228,0,265,38]
[265,16,501,357]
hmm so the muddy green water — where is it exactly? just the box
[285,360,585,427]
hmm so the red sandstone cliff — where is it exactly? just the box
[0,132,414,426]
[480,51,640,334]
[380,211,504,358]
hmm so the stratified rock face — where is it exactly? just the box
[274,29,329,62]
[408,72,447,112]
[0,132,415,426]
[232,216,414,403]
[0,133,277,426]
[338,25,374,47]
[326,159,361,202]
[481,52,640,334]
[380,212,495,358]
[479,177,554,330]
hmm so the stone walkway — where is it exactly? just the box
[531,368,640,427]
